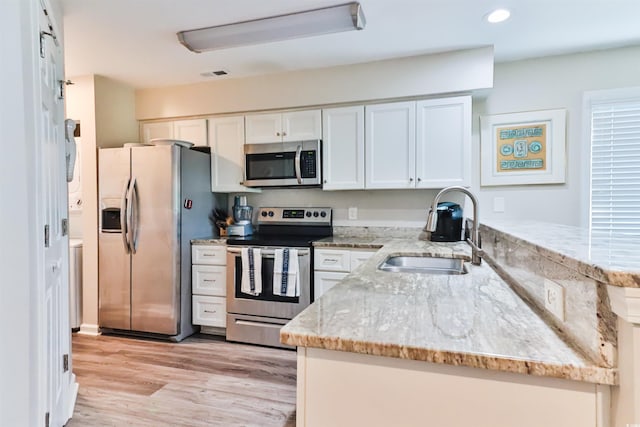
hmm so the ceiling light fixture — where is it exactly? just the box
[178,2,366,53]
[486,8,511,24]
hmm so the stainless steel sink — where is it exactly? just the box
[378,255,467,275]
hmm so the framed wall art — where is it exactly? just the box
[480,109,566,186]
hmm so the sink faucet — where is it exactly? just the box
[424,186,483,265]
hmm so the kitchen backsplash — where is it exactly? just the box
[235,188,468,228]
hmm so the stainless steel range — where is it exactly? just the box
[226,207,332,348]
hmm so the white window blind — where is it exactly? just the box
[590,98,640,236]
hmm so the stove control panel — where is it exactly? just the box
[257,207,332,225]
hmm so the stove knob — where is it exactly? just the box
[268,211,274,217]
[261,211,268,217]
[313,211,319,217]
[305,211,312,218]
[320,211,327,218]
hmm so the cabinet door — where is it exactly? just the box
[192,295,226,327]
[365,102,416,189]
[192,245,227,265]
[416,96,471,188]
[209,116,253,192]
[283,110,322,142]
[245,113,283,144]
[314,271,348,300]
[315,249,351,272]
[350,250,376,271]
[173,119,208,147]
[322,106,365,190]
[192,265,227,297]
[142,121,174,144]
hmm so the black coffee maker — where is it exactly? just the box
[429,202,463,242]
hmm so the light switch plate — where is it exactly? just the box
[348,207,358,220]
[544,279,565,321]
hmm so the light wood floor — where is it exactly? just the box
[66,333,297,427]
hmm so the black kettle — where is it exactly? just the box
[430,202,463,242]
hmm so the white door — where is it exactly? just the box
[39,2,73,425]
[174,118,208,147]
[322,106,365,190]
[365,101,416,189]
[416,96,471,188]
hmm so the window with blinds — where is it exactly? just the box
[590,98,640,236]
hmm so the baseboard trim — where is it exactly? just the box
[65,375,79,424]
[77,324,100,336]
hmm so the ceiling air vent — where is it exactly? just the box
[200,70,229,77]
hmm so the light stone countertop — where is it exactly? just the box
[191,238,227,245]
[281,238,618,385]
[481,220,640,288]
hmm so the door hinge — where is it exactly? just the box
[61,218,68,236]
[44,412,50,427]
[39,30,55,59]
[44,224,50,248]
[63,354,69,372]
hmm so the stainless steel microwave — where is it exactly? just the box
[243,140,322,188]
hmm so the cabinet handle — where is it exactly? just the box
[203,253,216,257]
[417,177,422,182]
[409,178,414,182]
[282,132,287,136]
[276,132,281,136]
[324,258,339,263]
[203,279,216,282]
[324,179,327,184]
[203,310,217,314]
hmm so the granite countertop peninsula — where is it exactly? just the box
[281,236,618,385]
[481,220,640,288]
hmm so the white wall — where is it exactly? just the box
[136,47,494,120]
[65,75,138,334]
[135,45,640,228]
[473,45,640,227]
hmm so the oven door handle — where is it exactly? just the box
[294,145,302,184]
[227,247,310,256]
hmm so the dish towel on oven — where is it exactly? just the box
[273,248,300,297]
[241,247,262,296]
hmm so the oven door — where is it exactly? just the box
[226,246,311,320]
[243,140,321,187]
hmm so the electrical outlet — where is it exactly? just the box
[544,279,565,321]
[348,207,358,220]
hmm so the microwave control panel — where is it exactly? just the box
[301,151,317,178]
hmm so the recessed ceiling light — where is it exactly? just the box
[486,8,511,24]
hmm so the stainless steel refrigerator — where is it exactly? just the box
[98,143,220,342]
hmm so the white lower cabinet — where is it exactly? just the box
[314,248,376,300]
[191,244,227,330]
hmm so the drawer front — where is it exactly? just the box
[192,265,226,296]
[350,250,376,271]
[192,295,226,327]
[315,249,351,272]
[192,245,226,265]
[314,271,348,300]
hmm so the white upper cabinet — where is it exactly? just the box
[245,110,322,144]
[142,118,208,147]
[365,101,416,189]
[173,119,208,147]
[142,121,174,143]
[416,96,471,188]
[322,106,365,190]
[208,116,258,193]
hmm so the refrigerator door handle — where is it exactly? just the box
[120,179,131,254]
[126,177,138,254]
[129,177,140,254]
